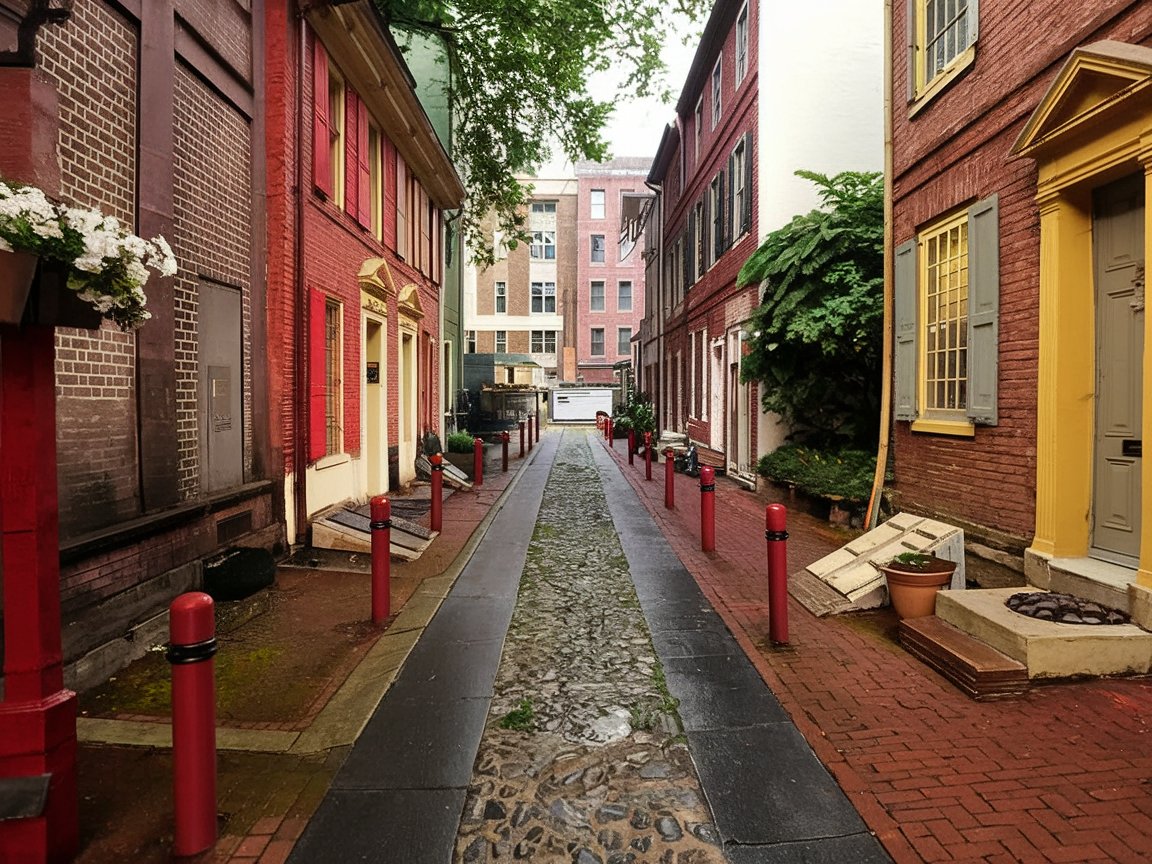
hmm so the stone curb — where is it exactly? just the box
[77,440,546,754]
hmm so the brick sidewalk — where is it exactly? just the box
[600,439,1152,864]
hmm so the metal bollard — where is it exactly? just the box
[700,466,716,552]
[644,432,653,481]
[519,420,526,457]
[766,504,790,645]
[473,437,484,486]
[664,447,675,509]
[168,592,218,858]
[501,431,509,472]
[527,416,534,452]
[535,410,540,441]
[628,430,635,466]
[607,416,614,448]
[430,452,444,532]
[370,495,391,624]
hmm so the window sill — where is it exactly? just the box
[314,453,351,471]
[910,418,975,437]
[908,44,976,118]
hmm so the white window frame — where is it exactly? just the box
[617,280,632,312]
[531,281,556,314]
[711,57,722,130]
[495,281,507,314]
[709,175,723,267]
[530,201,557,214]
[617,327,632,356]
[735,4,749,86]
[732,138,747,240]
[590,280,605,312]
[591,327,605,356]
[590,189,606,219]
[530,229,556,260]
[465,330,476,353]
[531,330,556,353]
[495,329,507,353]
[591,234,606,263]
[694,97,703,164]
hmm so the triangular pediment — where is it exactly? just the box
[398,284,425,320]
[358,257,397,302]
[1013,41,1152,157]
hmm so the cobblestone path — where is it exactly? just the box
[455,430,723,864]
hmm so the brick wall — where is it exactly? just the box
[173,62,254,497]
[889,0,1152,546]
[37,1,142,537]
[175,0,252,82]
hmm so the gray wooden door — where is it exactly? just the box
[199,281,244,492]
[1091,175,1144,564]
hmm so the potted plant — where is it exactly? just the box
[443,430,479,477]
[0,176,175,329]
[876,551,957,619]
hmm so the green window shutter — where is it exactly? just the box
[966,194,999,425]
[893,238,917,421]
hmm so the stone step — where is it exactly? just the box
[898,615,1028,700]
[936,587,1152,679]
[1047,557,1132,613]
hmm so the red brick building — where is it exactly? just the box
[2,1,276,857]
[886,1,1152,613]
[264,2,464,542]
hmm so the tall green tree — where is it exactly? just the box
[378,0,710,264]
[738,170,884,449]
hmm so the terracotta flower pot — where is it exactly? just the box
[0,249,39,325]
[879,557,956,619]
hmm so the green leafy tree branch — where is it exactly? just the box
[738,170,884,449]
[378,0,710,265]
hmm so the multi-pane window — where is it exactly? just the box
[693,200,705,278]
[590,280,605,312]
[531,282,556,313]
[530,229,556,260]
[617,281,632,312]
[495,281,507,313]
[617,327,632,356]
[920,211,968,415]
[590,189,605,219]
[465,330,476,353]
[325,300,342,454]
[913,0,977,96]
[328,67,346,206]
[531,201,556,214]
[590,234,606,263]
[735,4,749,86]
[711,58,722,129]
[368,124,383,237]
[694,98,703,163]
[591,328,605,356]
[531,330,557,353]
[495,330,507,353]
[732,139,747,238]
[710,174,723,265]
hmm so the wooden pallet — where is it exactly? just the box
[899,616,1029,701]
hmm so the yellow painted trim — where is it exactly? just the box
[909,45,975,117]
[398,283,425,321]
[910,418,974,437]
[1023,47,1152,571]
[1141,168,1152,585]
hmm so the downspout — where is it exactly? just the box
[865,0,895,529]
[292,9,309,545]
[645,180,663,424]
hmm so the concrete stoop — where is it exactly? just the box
[934,587,1152,679]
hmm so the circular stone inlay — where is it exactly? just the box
[1005,591,1129,625]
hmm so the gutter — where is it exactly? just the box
[866,0,895,529]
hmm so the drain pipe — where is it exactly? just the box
[865,0,896,530]
[292,9,309,545]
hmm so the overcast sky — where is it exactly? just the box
[538,20,701,177]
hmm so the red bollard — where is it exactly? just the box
[644,431,653,481]
[766,504,790,645]
[700,466,716,552]
[519,420,526,457]
[168,592,218,857]
[430,452,443,532]
[501,431,509,472]
[664,447,675,509]
[370,496,391,624]
[473,437,484,486]
[607,417,614,448]
[628,430,635,465]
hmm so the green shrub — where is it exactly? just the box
[757,445,881,502]
[446,431,476,453]
[613,391,656,436]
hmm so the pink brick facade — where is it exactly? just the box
[888,1,1152,551]
[575,162,649,384]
